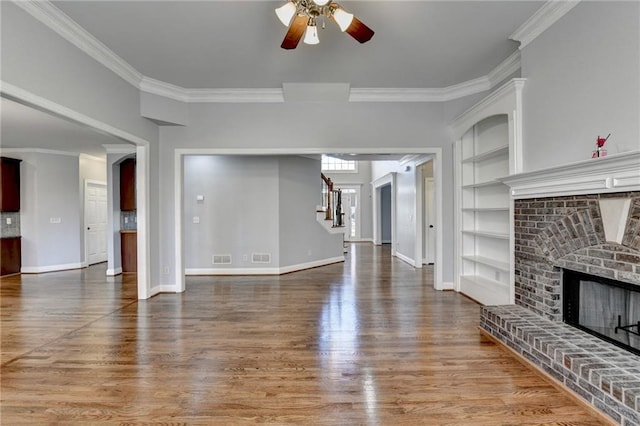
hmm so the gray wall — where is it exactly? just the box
[7,151,82,269]
[380,185,392,243]
[183,155,280,270]
[182,155,342,271]
[278,156,343,267]
[521,1,640,171]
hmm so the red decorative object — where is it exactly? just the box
[592,133,610,158]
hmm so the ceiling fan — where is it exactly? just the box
[275,0,374,49]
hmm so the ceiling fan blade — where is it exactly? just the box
[281,15,307,50]
[345,17,374,44]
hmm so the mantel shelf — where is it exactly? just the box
[461,207,509,212]
[499,151,640,199]
[462,179,507,189]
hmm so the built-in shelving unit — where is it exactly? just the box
[451,78,525,306]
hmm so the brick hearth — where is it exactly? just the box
[480,191,640,425]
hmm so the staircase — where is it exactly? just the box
[316,173,346,236]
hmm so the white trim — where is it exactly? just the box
[185,256,345,276]
[102,144,137,155]
[136,145,151,299]
[499,151,640,199]
[394,251,415,267]
[13,0,142,88]
[487,51,521,87]
[22,262,84,274]
[510,0,581,50]
[0,147,78,157]
[1,82,149,146]
[148,285,181,296]
[79,153,106,163]
[106,267,122,276]
[440,282,455,291]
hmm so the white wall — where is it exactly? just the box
[324,160,373,240]
[278,156,343,267]
[521,1,640,171]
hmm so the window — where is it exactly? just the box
[321,155,357,172]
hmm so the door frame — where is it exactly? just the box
[83,179,107,266]
[372,173,396,255]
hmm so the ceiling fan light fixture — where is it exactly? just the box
[303,22,320,45]
[275,1,297,27]
[332,8,354,32]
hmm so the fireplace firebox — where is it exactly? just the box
[563,269,640,356]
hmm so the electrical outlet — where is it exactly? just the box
[124,217,129,223]
[193,216,200,224]
[163,267,170,274]
[243,254,248,261]
[5,218,11,225]
[307,249,312,256]
[50,217,61,224]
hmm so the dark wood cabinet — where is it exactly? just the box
[120,158,136,211]
[1,157,22,212]
[1,237,21,276]
[121,231,137,273]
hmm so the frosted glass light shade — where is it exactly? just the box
[275,2,296,26]
[313,0,330,5]
[333,8,354,32]
[303,25,319,45]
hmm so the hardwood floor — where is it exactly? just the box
[1,244,604,425]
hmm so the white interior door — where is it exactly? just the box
[424,177,435,264]
[338,186,360,242]
[85,181,108,265]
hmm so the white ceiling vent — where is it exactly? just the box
[212,254,232,265]
[252,253,271,264]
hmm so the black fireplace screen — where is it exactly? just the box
[563,269,640,356]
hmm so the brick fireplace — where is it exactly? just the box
[479,153,640,425]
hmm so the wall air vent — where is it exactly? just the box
[252,253,271,264]
[212,254,232,265]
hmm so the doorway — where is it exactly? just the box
[84,180,108,265]
[380,184,392,244]
[336,185,361,242]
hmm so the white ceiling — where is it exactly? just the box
[0,98,128,158]
[52,0,543,89]
[3,1,545,157]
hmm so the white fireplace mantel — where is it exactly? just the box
[499,151,640,199]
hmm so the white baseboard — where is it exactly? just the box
[185,256,345,276]
[394,251,415,267]
[437,281,455,291]
[345,238,374,243]
[382,240,392,244]
[21,262,84,274]
[279,256,344,274]
[106,267,123,276]
[148,285,183,297]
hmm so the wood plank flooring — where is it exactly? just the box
[1,244,605,424]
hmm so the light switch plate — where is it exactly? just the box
[50,217,61,224]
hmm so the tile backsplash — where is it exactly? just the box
[1,212,21,238]
[121,210,137,230]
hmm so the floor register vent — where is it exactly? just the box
[252,253,271,264]
[212,254,232,265]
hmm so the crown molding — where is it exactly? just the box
[79,153,107,163]
[13,1,142,87]
[487,50,521,87]
[18,1,522,104]
[0,147,79,157]
[102,144,137,154]
[510,0,581,50]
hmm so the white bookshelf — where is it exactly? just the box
[451,78,525,306]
